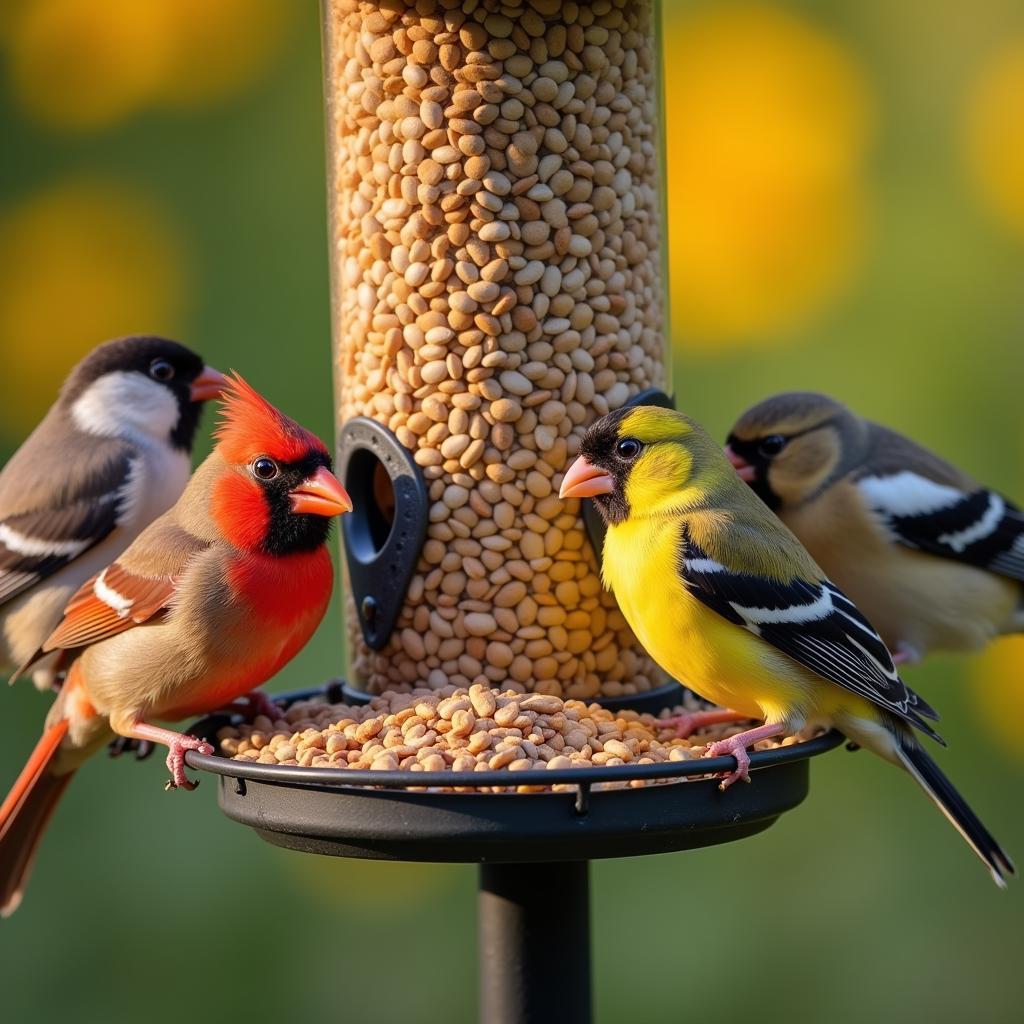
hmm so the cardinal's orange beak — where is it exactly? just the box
[724,445,757,483]
[559,457,615,499]
[190,366,229,402]
[290,466,353,517]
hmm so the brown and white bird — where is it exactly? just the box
[0,336,226,690]
[726,392,1024,664]
[0,375,352,914]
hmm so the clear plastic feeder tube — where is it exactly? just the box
[324,0,669,698]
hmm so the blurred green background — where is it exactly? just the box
[2,0,1023,1021]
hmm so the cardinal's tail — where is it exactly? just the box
[0,719,73,916]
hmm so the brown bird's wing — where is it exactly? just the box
[0,419,136,607]
[855,425,1024,582]
[20,516,210,668]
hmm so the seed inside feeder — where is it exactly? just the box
[220,686,813,793]
[325,0,668,699]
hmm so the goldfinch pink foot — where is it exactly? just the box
[704,723,786,790]
[655,708,749,739]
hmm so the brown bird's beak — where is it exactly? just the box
[724,444,757,483]
[559,457,615,499]
[290,466,353,517]
[190,366,229,402]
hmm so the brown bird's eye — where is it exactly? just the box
[758,435,787,457]
[616,437,642,459]
[252,457,279,480]
[149,358,175,382]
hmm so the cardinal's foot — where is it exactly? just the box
[164,735,214,791]
[108,737,156,761]
[231,690,281,721]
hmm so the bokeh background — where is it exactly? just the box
[2,0,1023,1020]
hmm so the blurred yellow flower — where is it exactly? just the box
[0,0,31,44]
[663,3,873,348]
[964,39,1024,239]
[5,0,296,133]
[970,636,1024,760]
[7,0,174,132]
[0,180,190,432]
[154,0,296,109]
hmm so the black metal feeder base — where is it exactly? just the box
[187,685,842,1024]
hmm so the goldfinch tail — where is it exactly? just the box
[896,737,1015,888]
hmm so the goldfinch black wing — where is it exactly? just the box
[855,471,1024,581]
[680,531,942,742]
[0,443,134,606]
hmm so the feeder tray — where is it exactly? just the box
[186,684,842,1024]
[187,682,841,862]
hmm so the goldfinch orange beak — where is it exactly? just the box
[724,445,757,483]
[189,366,229,402]
[560,456,615,499]
[289,466,353,517]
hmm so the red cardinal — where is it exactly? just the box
[0,375,352,914]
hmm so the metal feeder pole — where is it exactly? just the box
[479,861,591,1024]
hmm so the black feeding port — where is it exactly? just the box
[337,417,429,651]
[347,448,396,555]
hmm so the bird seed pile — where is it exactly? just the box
[325,0,666,699]
[219,685,807,792]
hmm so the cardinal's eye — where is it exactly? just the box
[616,437,642,459]
[758,435,787,458]
[252,457,279,480]
[149,359,175,382]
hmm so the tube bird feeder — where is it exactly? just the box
[184,6,846,1024]
[324,0,672,703]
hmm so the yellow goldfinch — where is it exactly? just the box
[725,392,1024,664]
[560,406,1013,886]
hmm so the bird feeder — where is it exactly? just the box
[324,0,673,704]
[183,5,845,1024]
